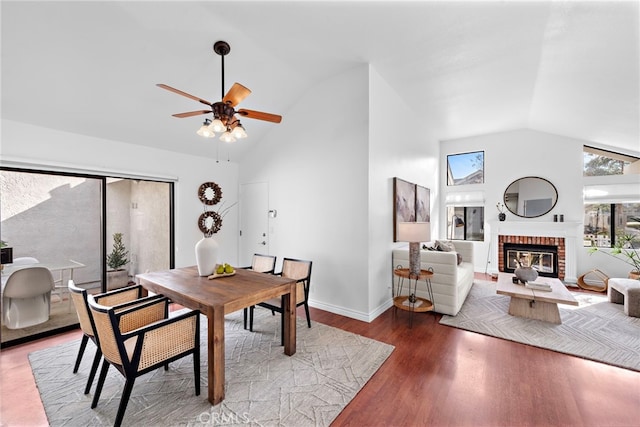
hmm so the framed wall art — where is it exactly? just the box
[416,185,431,222]
[393,177,416,242]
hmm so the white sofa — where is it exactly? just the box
[392,240,474,316]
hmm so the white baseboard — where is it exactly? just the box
[308,298,393,323]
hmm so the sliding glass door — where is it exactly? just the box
[0,168,174,348]
[105,178,173,289]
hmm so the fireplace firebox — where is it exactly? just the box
[503,243,558,278]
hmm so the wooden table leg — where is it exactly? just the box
[508,297,562,324]
[208,306,225,404]
[283,282,296,356]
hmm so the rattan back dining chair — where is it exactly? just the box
[88,294,200,427]
[68,280,146,394]
[248,257,312,344]
[248,254,277,274]
[242,254,277,329]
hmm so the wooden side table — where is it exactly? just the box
[393,268,435,327]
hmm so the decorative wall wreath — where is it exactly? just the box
[198,182,222,205]
[198,211,223,236]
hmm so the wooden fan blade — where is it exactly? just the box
[157,84,212,106]
[223,83,251,107]
[237,109,282,123]
[172,110,211,118]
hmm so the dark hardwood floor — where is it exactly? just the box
[1,274,639,426]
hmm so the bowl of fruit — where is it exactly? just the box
[208,263,236,279]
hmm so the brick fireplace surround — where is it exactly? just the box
[498,235,565,280]
[488,221,580,283]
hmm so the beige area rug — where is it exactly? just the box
[440,281,640,371]
[29,309,394,426]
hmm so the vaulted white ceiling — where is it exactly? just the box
[2,1,638,161]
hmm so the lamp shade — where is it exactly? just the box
[397,222,431,243]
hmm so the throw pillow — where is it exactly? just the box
[435,240,455,252]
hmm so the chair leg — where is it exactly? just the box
[304,302,311,328]
[114,378,136,427]
[194,348,201,396]
[91,359,110,409]
[84,347,102,394]
[73,335,89,373]
[249,306,255,332]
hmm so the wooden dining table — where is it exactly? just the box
[136,265,297,405]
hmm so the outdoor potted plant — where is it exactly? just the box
[589,232,640,280]
[106,232,129,289]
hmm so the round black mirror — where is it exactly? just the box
[504,177,558,218]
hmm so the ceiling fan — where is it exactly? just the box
[157,40,282,142]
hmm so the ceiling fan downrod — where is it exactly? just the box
[213,41,231,100]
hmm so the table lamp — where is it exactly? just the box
[397,222,431,276]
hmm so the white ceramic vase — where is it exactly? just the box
[195,236,219,276]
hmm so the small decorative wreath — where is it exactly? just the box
[198,211,223,236]
[198,182,222,205]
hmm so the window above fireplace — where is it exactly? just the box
[583,145,638,176]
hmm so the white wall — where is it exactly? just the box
[239,65,371,319]
[369,67,440,317]
[240,64,441,321]
[1,119,239,270]
[440,128,639,279]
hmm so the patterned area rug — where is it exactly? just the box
[29,309,394,426]
[440,281,640,371]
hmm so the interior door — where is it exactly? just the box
[239,182,269,267]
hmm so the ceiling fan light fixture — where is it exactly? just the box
[231,123,247,139]
[209,118,226,133]
[220,131,236,143]
[197,119,215,138]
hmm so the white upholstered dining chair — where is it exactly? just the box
[2,266,54,329]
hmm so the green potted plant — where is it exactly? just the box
[106,232,130,289]
[589,232,640,280]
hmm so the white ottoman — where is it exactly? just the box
[608,278,640,317]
